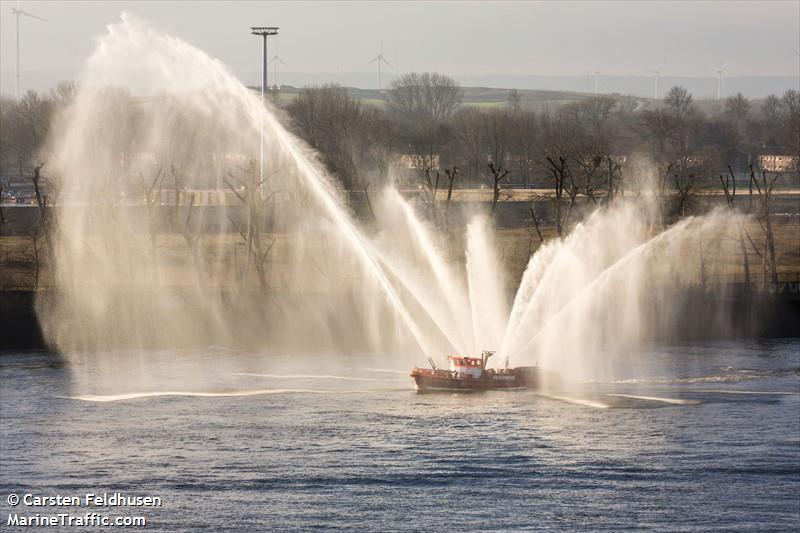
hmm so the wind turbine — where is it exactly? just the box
[714,63,727,100]
[268,40,288,89]
[648,69,661,99]
[367,41,392,91]
[593,70,600,94]
[10,0,47,99]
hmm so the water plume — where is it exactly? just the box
[466,216,508,354]
[39,15,746,392]
[498,202,739,384]
[41,13,432,360]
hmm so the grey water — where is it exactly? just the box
[1,339,799,532]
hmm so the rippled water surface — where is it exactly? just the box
[2,340,799,531]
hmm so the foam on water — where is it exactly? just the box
[234,373,381,381]
[365,368,410,375]
[535,393,611,409]
[67,389,369,402]
[606,393,701,405]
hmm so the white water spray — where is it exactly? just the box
[41,15,743,390]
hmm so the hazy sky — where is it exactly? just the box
[1,0,798,94]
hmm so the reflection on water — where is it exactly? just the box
[1,339,799,531]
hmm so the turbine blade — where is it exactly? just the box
[20,9,46,21]
[278,58,288,66]
[381,56,392,68]
[367,56,380,65]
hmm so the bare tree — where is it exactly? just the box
[508,107,538,188]
[758,94,784,143]
[387,72,462,122]
[418,165,460,229]
[31,163,56,284]
[672,169,696,218]
[748,165,779,289]
[169,166,206,290]
[507,89,522,110]
[546,156,576,237]
[29,227,42,290]
[779,89,800,152]
[540,98,618,211]
[181,193,206,290]
[484,108,512,178]
[488,162,510,213]
[725,93,751,123]
[444,166,459,207]
[452,107,485,184]
[719,165,751,287]
[604,156,623,204]
[224,161,276,292]
[288,84,396,191]
[639,108,675,157]
[10,91,52,180]
[667,147,720,220]
[527,201,544,256]
[0,183,6,231]
[419,167,441,213]
[760,94,782,124]
[663,86,697,155]
[388,72,462,181]
[138,168,166,286]
[664,86,693,122]
[0,96,15,177]
[50,81,78,107]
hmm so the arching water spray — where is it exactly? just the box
[40,15,745,391]
[466,216,508,355]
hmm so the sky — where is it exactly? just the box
[1,0,799,96]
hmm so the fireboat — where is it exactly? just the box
[410,351,559,392]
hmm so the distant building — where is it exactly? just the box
[758,154,799,173]
[399,154,439,170]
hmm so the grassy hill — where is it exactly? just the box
[266,85,598,108]
[262,84,770,114]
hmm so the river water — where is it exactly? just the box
[1,339,799,531]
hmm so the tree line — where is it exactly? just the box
[2,73,798,233]
[1,74,797,292]
[286,75,797,193]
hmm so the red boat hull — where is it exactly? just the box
[410,366,557,392]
